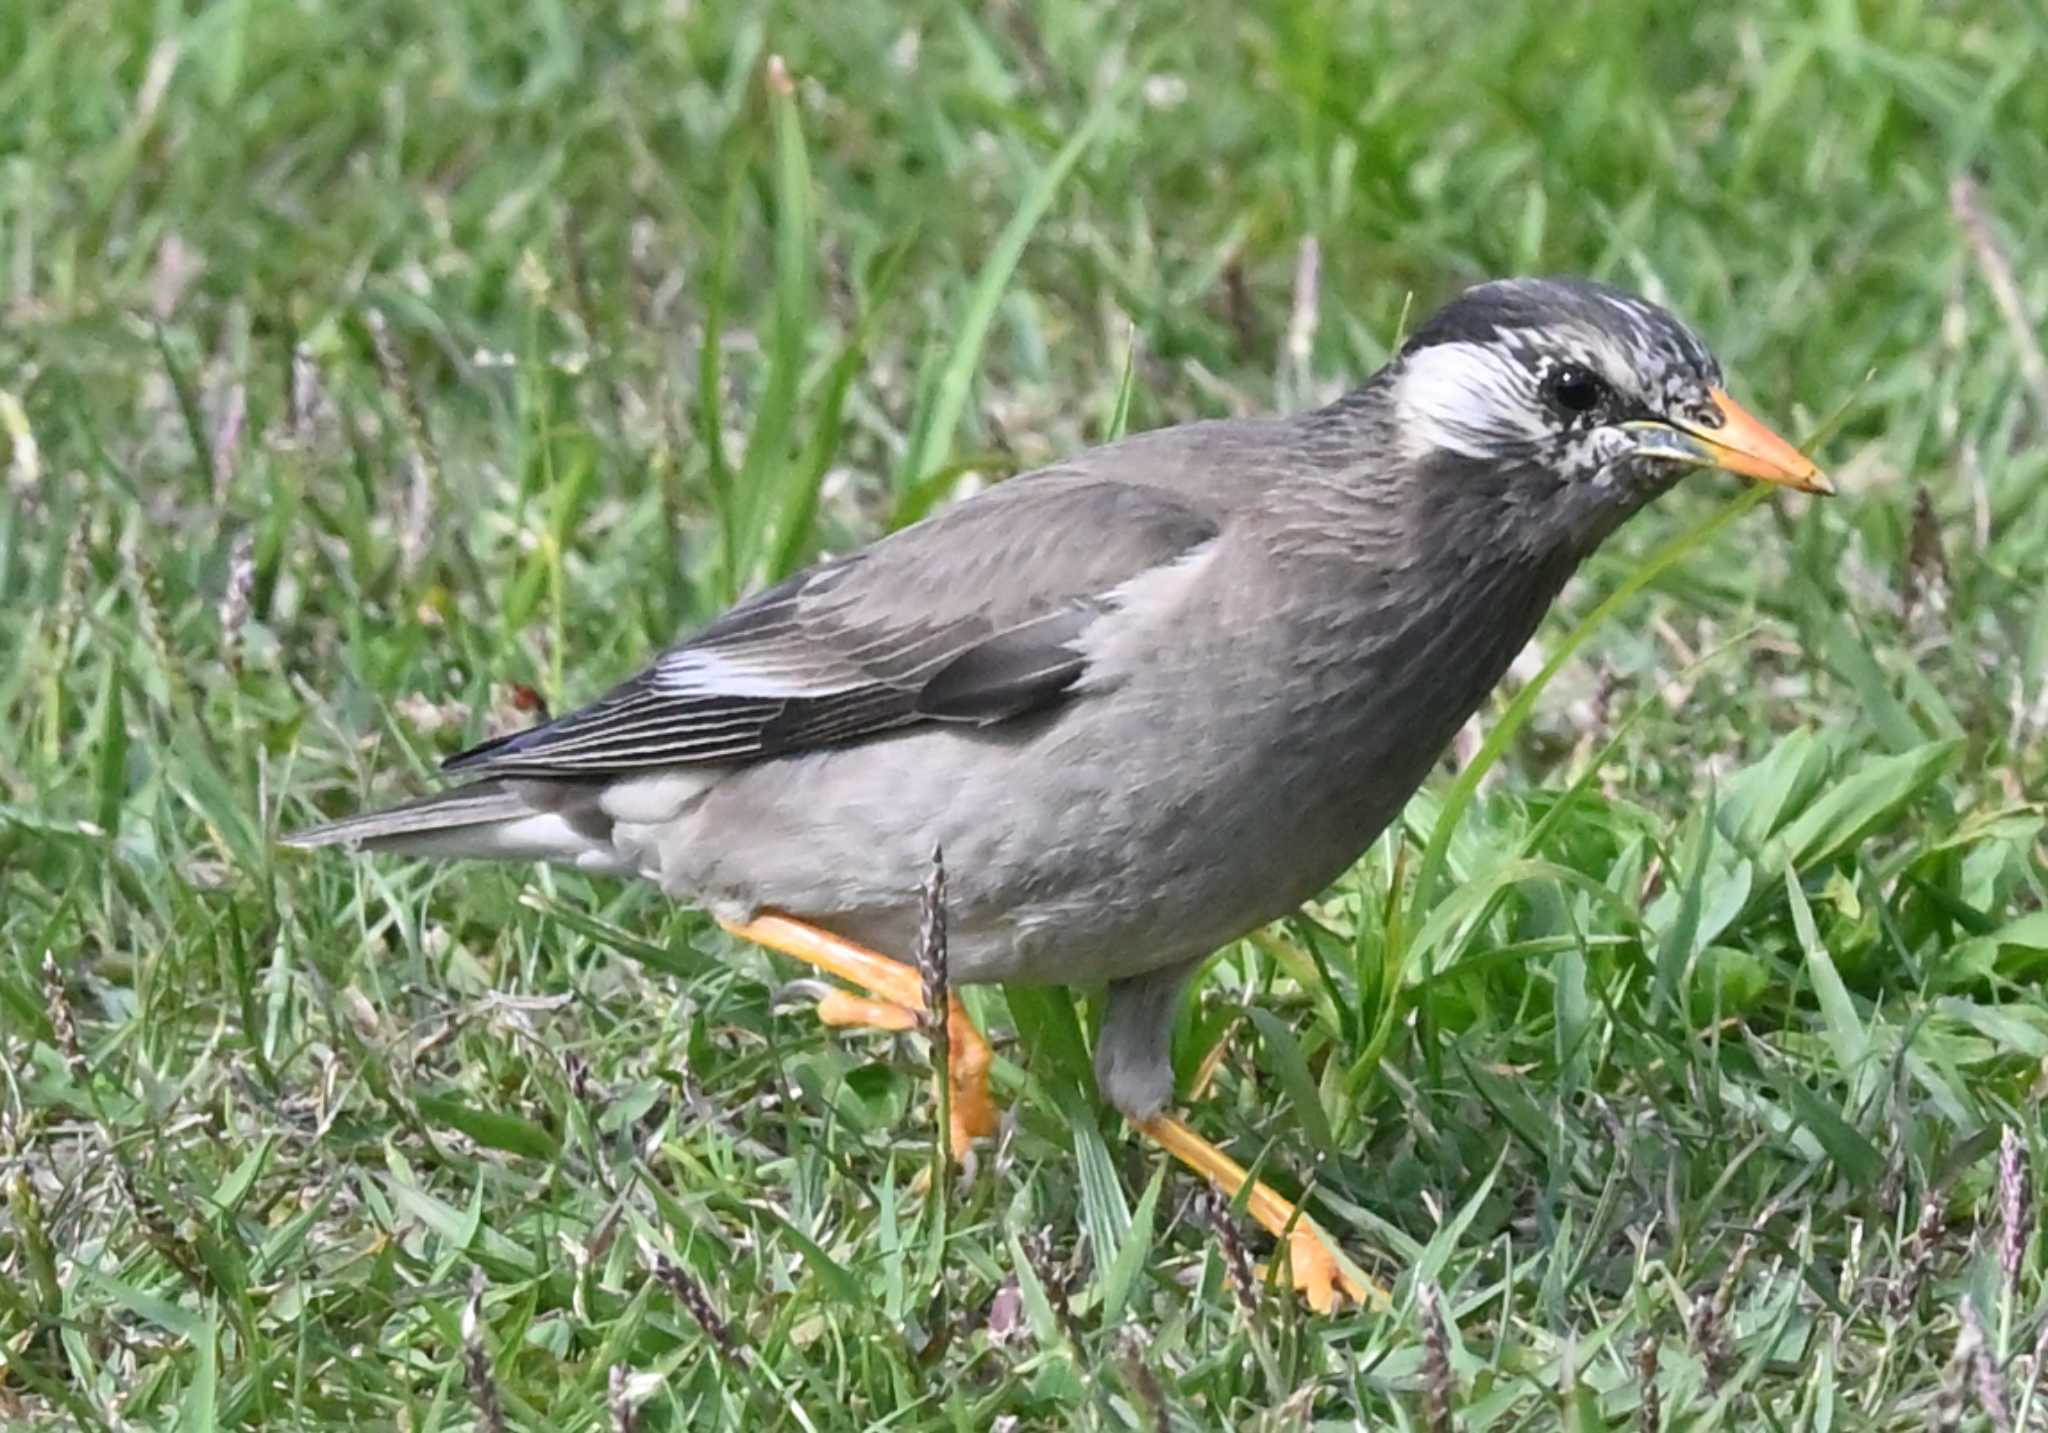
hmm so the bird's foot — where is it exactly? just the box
[815,987,998,1158]
[1261,1221,1375,1313]
[725,915,999,1159]
[1138,1113,1383,1312]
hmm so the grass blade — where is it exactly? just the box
[765,235,917,580]
[891,84,1130,526]
[1656,784,1716,1017]
[696,168,744,604]
[1243,1006,1335,1159]
[729,56,814,590]
[1068,1097,1131,1292]
[1099,1163,1164,1325]
[1105,325,1139,441]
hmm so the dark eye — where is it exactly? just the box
[1545,365,1609,417]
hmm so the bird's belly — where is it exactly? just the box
[628,696,1409,986]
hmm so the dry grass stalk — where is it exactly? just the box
[462,1270,508,1433]
[1419,1281,1454,1432]
[2000,1125,2031,1294]
[219,531,255,677]
[1950,175,2048,422]
[646,1244,747,1367]
[1203,1190,1260,1318]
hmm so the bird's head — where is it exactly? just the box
[1385,276,1828,550]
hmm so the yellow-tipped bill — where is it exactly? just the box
[1624,388,1831,494]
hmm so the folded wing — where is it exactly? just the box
[443,473,1220,778]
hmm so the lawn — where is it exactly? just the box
[4,0,2048,1426]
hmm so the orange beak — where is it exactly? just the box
[1624,388,1832,494]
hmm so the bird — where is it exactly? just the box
[285,275,1829,1310]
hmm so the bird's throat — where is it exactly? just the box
[1269,534,1582,871]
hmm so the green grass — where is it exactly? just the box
[5,0,2048,1426]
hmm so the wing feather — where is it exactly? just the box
[443,473,1220,777]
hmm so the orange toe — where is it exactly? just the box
[946,995,999,1152]
[1141,1114,1383,1310]
[1260,1223,1379,1312]
[815,988,920,1031]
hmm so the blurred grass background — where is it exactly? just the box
[4,0,2048,1426]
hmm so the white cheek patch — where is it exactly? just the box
[1394,341,1551,463]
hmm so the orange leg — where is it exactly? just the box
[720,915,998,1158]
[1139,1115,1383,1312]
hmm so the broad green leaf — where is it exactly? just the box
[1786,870,1867,1071]
[417,1092,561,1162]
[1769,739,1961,873]
[1925,917,2048,986]
[1761,1058,1883,1187]
[1005,985,1093,1104]
[1719,728,1830,849]
[1244,1006,1335,1158]
[1410,859,1639,978]
[1695,858,1755,951]
[1695,946,1773,1018]
[1938,997,2048,1059]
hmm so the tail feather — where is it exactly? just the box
[283,780,621,869]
